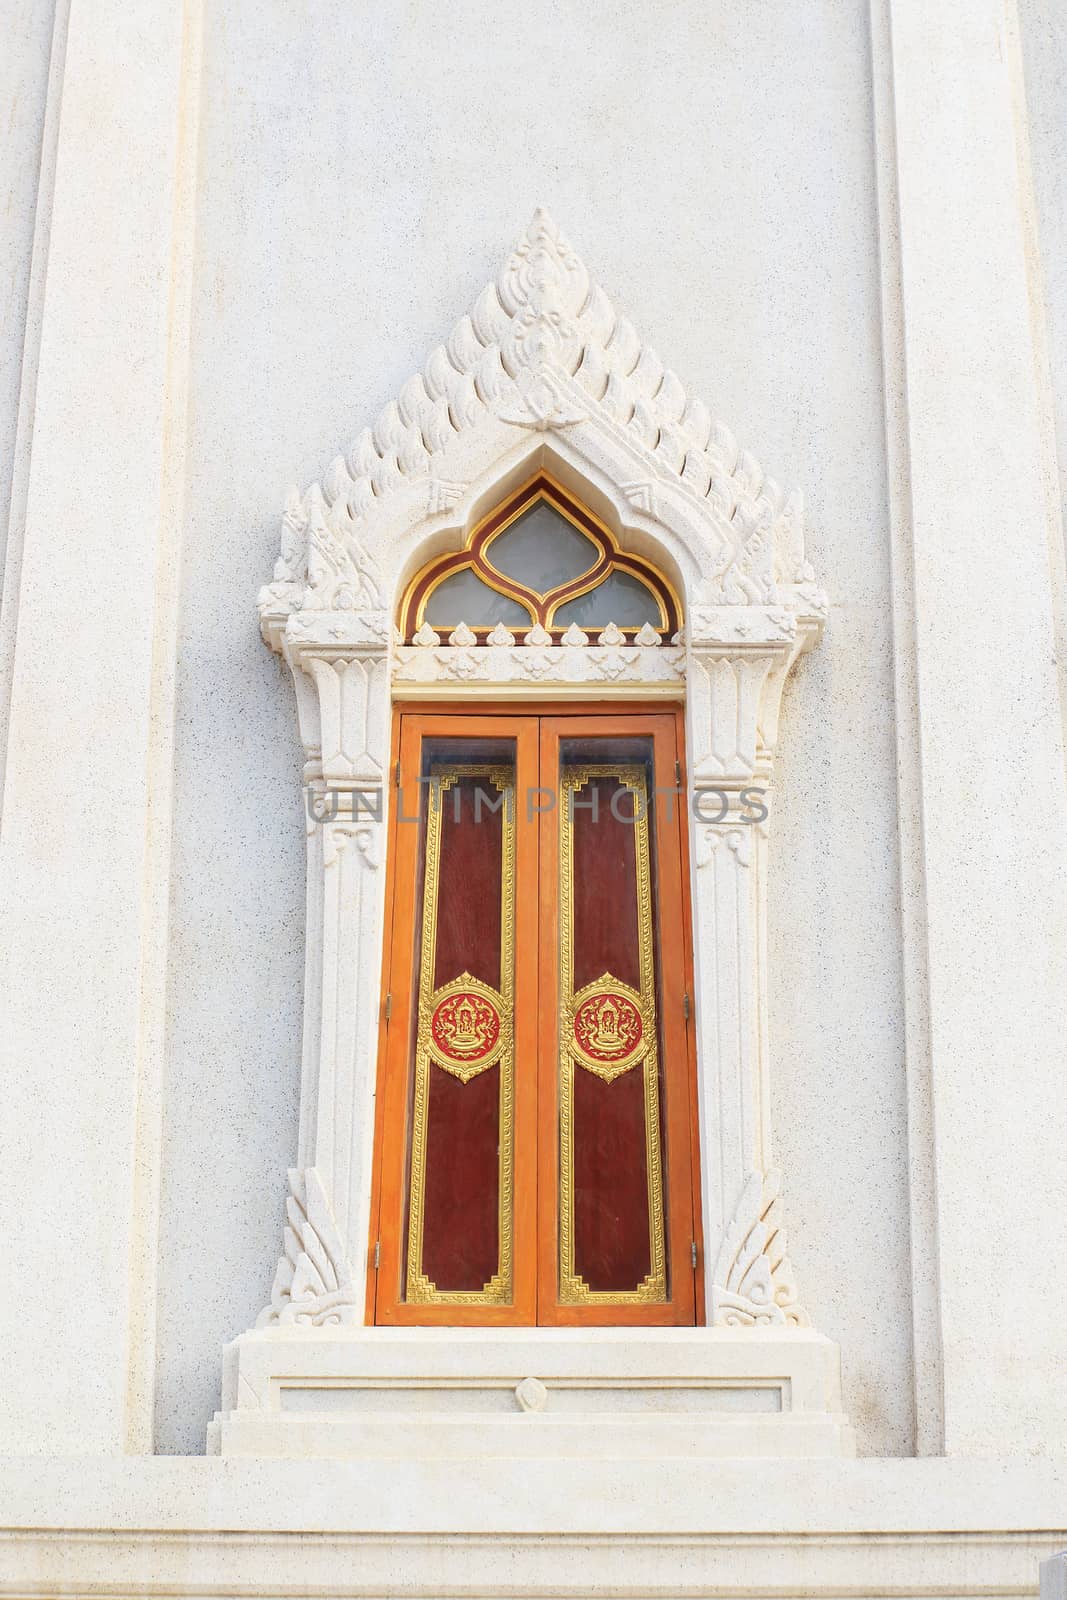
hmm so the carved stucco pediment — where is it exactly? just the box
[258,207,826,641]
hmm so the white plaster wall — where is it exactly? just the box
[153,0,913,1454]
[0,0,58,656]
[1019,0,1067,556]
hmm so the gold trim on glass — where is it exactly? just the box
[405,765,515,1306]
[402,471,681,638]
[419,559,536,633]
[543,571,667,632]
[480,498,599,591]
[557,764,667,1306]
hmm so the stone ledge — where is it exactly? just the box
[210,1325,853,1461]
[0,1459,1064,1596]
[0,1515,1062,1600]
[1,1456,1065,1534]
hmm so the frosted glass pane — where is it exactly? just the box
[552,570,662,628]
[486,502,598,593]
[424,568,531,628]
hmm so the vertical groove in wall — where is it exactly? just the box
[868,0,945,1457]
[1002,0,1067,774]
[123,0,206,1455]
[0,0,71,812]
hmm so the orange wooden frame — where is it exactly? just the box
[366,702,704,1326]
[535,712,698,1326]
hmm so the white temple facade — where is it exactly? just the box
[2,2,1067,1596]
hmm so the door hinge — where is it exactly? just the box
[394,759,401,786]
[675,758,682,787]
[384,992,392,1022]
[682,991,690,1021]
[691,1241,698,1271]
[374,1241,380,1271]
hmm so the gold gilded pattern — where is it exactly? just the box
[568,974,650,1080]
[557,765,667,1305]
[428,973,506,1081]
[406,766,515,1305]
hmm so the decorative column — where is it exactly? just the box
[685,601,825,1327]
[0,0,202,1452]
[876,0,1067,1455]
[256,488,393,1322]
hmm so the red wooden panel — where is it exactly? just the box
[568,769,656,1293]
[572,1063,652,1291]
[433,774,503,989]
[417,770,506,1293]
[570,775,641,993]
[421,1061,501,1292]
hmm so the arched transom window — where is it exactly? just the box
[400,476,680,644]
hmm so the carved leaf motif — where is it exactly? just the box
[697,826,753,870]
[621,481,656,515]
[486,622,516,647]
[520,648,555,679]
[448,622,478,647]
[560,622,589,647]
[321,820,380,872]
[711,1170,809,1327]
[274,488,308,583]
[257,1169,359,1327]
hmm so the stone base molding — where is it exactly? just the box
[0,1457,1063,1598]
[209,1326,853,1461]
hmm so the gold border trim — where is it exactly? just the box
[405,765,515,1306]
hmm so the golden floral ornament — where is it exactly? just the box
[568,974,650,1081]
[426,973,507,1082]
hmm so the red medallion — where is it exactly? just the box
[572,989,643,1065]
[430,989,502,1067]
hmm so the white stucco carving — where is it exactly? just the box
[258,207,825,635]
[393,638,686,694]
[252,210,826,1345]
[257,1169,360,1328]
[711,1169,808,1327]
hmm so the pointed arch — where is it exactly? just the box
[398,473,681,644]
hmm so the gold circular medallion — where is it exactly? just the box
[570,982,648,1077]
[428,976,503,1078]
